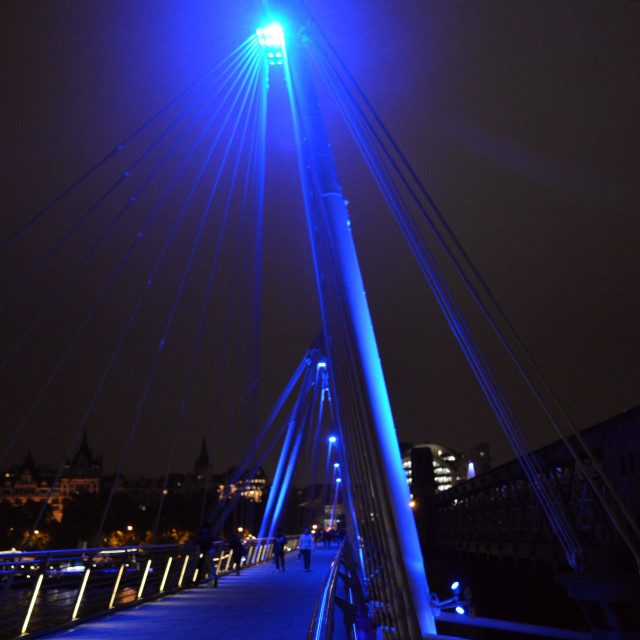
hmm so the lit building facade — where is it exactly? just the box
[0,432,102,522]
[218,467,267,503]
[401,442,491,496]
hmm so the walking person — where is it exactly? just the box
[195,524,217,587]
[298,527,314,572]
[273,528,287,572]
[228,532,246,576]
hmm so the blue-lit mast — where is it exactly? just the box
[257,22,436,636]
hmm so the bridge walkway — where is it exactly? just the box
[44,547,340,640]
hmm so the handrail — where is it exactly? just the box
[306,540,344,640]
[0,536,293,640]
[306,538,375,640]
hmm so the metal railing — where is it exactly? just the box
[0,536,298,640]
[307,542,344,640]
[307,539,374,640]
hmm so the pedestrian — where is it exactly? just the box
[228,532,246,576]
[195,524,217,587]
[298,527,314,572]
[273,528,287,572]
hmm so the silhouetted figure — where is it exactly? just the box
[298,527,314,571]
[229,533,246,575]
[196,524,217,587]
[273,528,287,572]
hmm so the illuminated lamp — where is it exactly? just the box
[256,23,285,65]
[467,461,476,479]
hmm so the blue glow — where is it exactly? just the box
[257,418,296,541]
[256,23,285,66]
[450,581,460,591]
[328,435,336,443]
[283,34,436,633]
[333,462,340,468]
[455,606,465,615]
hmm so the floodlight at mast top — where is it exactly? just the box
[257,23,285,65]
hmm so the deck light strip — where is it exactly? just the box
[137,559,152,598]
[178,555,189,587]
[109,564,125,609]
[160,557,173,592]
[21,574,44,634]
[72,568,91,620]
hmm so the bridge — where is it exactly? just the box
[1,3,640,639]
[41,546,344,640]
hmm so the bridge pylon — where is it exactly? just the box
[257,22,437,637]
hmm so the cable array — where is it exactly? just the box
[300,3,640,573]
[2,10,636,613]
[2,35,268,548]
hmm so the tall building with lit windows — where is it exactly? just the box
[217,467,267,503]
[401,442,491,497]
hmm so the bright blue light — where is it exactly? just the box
[264,24,284,45]
[336,478,342,483]
[328,436,336,444]
[333,462,340,468]
[455,606,465,615]
[256,23,285,65]
[450,581,460,591]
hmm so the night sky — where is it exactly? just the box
[2,1,639,480]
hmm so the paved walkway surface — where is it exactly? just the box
[45,547,339,640]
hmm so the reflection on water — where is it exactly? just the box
[115,586,136,605]
[0,548,207,638]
